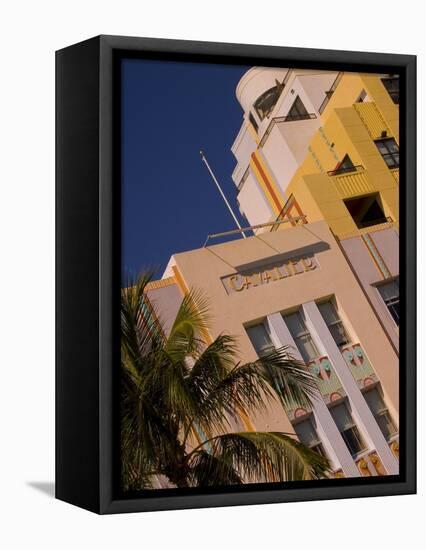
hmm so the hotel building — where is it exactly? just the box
[232,68,399,352]
[143,68,400,478]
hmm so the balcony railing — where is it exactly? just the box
[341,343,378,389]
[329,166,377,200]
[327,164,364,177]
[259,113,317,147]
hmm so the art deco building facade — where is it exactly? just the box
[232,67,399,352]
[143,68,400,479]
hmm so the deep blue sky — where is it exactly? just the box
[121,58,250,279]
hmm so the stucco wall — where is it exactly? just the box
[340,227,399,351]
[168,220,399,427]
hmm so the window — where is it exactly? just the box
[246,323,275,357]
[283,311,319,364]
[285,96,310,121]
[356,89,368,103]
[375,138,399,168]
[344,193,388,229]
[248,112,259,133]
[377,279,400,326]
[381,76,399,104]
[294,416,327,457]
[331,154,356,175]
[363,386,397,441]
[318,301,350,347]
[329,400,365,456]
[254,83,284,120]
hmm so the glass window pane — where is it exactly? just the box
[342,426,364,455]
[329,323,349,347]
[378,280,399,301]
[297,333,319,362]
[330,402,354,432]
[376,412,397,439]
[387,140,399,153]
[376,141,388,153]
[288,96,309,119]
[247,324,274,356]
[319,301,349,346]
[294,419,318,446]
[284,311,319,362]
[284,312,306,337]
[318,302,339,325]
[364,387,385,415]
[388,302,400,324]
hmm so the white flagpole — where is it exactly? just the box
[199,150,247,238]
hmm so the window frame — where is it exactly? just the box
[329,399,366,457]
[246,321,276,358]
[318,300,351,348]
[285,95,311,122]
[375,137,400,169]
[293,415,327,457]
[376,277,400,326]
[283,309,320,364]
[381,76,400,104]
[362,384,397,441]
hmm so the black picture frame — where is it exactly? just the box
[56,35,416,514]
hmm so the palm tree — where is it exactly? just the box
[121,273,330,491]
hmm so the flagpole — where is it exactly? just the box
[199,150,247,238]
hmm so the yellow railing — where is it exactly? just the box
[353,102,391,140]
[332,168,375,199]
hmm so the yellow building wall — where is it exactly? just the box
[281,73,399,240]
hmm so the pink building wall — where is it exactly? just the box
[340,227,399,352]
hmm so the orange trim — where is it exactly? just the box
[171,265,189,296]
[144,276,177,292]
[276,195,307,227]
[251,152,283,213]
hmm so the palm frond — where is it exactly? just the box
[187,449,243,487]
[187,432,330,484]
[255,347,319,410]
[188,341,318,434]
[165,289,211,361]
[121,272,165,365]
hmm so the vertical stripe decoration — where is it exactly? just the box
[361,233,391,279]
[250,151,285,216]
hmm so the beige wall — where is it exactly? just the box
[170,220,399,427]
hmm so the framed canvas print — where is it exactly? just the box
[56,35,416,514]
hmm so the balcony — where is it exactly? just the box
[353,102,391,140]
[327,165,376,199]
[307,355,345,405]
[341,343,378,389]
[259,113,317,147]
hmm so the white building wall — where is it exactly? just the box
[231,124,257,186]
[237,171,274,227]
[298,73,339,113]
[231,69,342,226]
